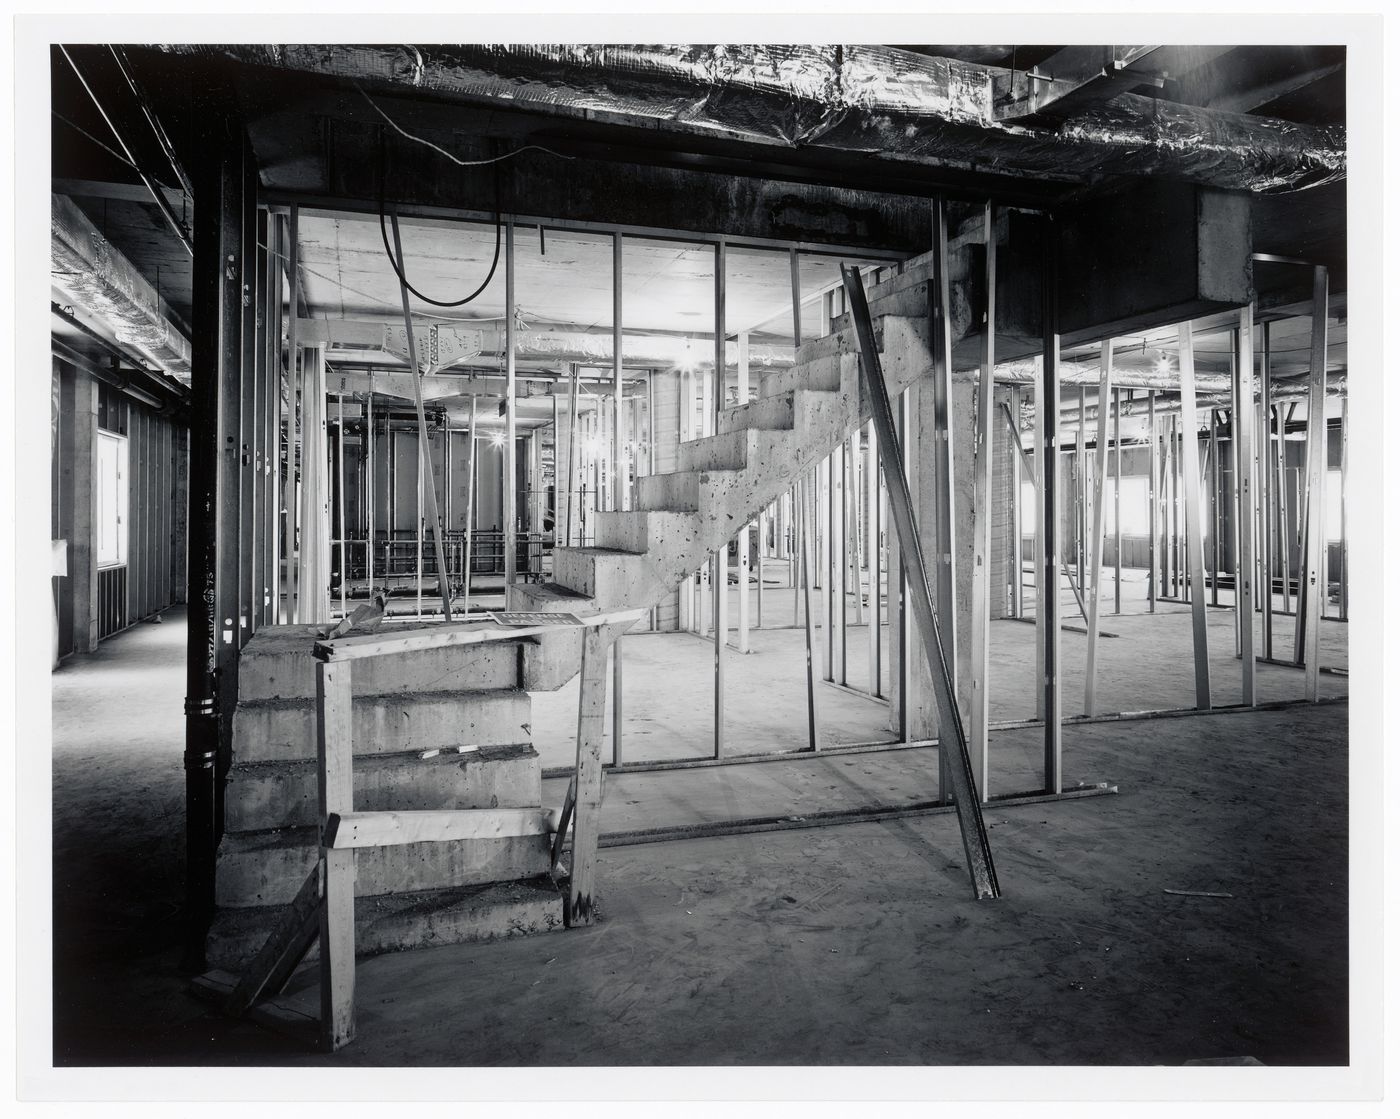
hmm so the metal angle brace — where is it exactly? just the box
[840,262,999,901]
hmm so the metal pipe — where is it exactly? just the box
[59,46,193,255]
[109,46,195,198]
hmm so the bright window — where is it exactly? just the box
[96,431,128,568]
[1327,469,1343,542]
[1106,477,1150,536]
[1020,476,1151,536]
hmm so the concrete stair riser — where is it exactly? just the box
[232,689,532,764]
[223,743,541,832]
[532,314,941,622]
[214,825,552,908]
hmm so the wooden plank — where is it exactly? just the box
[325,807,557,849]
[567,625,608,926]
[551,777,577,871]
[316,659,355,1052]
[315,606,646,660]
[192,971,319,1048]
[224,863,321,1015]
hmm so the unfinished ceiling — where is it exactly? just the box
[50,41,1349,423]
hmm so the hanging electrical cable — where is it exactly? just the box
[377,126,504,308]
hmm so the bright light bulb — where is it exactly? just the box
[490,432,505,449]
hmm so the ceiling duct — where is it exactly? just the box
[51,192,192,376]
[158,43,1344,194]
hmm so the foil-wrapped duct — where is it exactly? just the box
[156,43,1344,194]
[51,193,192,375]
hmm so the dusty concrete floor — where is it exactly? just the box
[47,604,1350,1068]
[530,567,1348,770]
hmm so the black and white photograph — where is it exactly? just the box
[9,5,1394,1111]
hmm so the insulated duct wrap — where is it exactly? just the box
[158,43,1344,193]
[51,193,192,374]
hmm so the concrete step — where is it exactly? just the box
[238,623,523,701]
[214,822,552,907]
[759,353,844,399]
[593,509,699,553]
[677,428,759,472]
[717,392,795,435]
[232,688,532,764]
[224,742,542,832]
[204,877,565,972]
[794,327,855,365]
[636,469,703,512]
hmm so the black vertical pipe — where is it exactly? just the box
[214,117,245,823]
[183,81,232,967]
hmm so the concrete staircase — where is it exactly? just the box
[205,626,563,970]
[209,260,963,971]
[509,308,947,628]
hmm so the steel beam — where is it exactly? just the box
[1039,221,1063,790]
[842,264,999,900]
[1259,324,1273,659]
[183,81,231,963]
[929,199,958,800]
[504,220,518,590]
[713,239,726,757]
[1302,267,1329,700]
[1236,305,1258,705]
[1147,390,1158,613]
[968,201,995,797]
[1178,322,1213,710]
[1083,341,1113,716]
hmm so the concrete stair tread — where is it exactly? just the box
[204,877,565,971]
[229,741,535,776]
[235,686,526,710]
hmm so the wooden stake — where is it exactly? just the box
[568,626,608,926]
